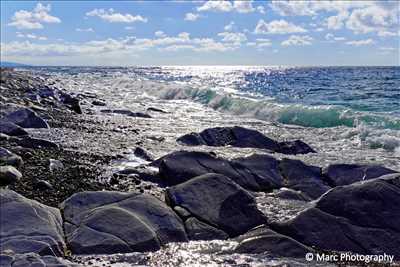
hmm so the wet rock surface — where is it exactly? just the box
[177,126,316,155]
[0,252,80,267]
[61,191,187,254]
[0,189,66,256]
[0,165,22,186]
[0,120,28,136]
[0,147,23,168]
[3,108,49,129]
[272,174,400,259]
[166,173,267,237]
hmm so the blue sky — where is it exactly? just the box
[1,1,399,66]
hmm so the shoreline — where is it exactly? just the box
[1,69,399,266]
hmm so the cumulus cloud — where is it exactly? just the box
[86,8,147,23]
[346,38,374,46]
[197,1,255,13]
[257,6,266,14]
[154,31,166,38]
[224,21,235,31]
[218,31,247,44]
[281,35,313,46]
[254,19,307,34]
[184,13,200,21]
[8,3,61,30]
[76,28,94,32]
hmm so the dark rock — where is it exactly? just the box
[159,151,283,191]
[0,189,66,256]
[166,173,267,237]
[15,137,58,149]
[185,217,229,241]
[133,147,154,161]
[177,126,280,151]
[0,121,28,136]
[0,166,22,186]
[101,109,151,118]
[0,133,10,141]
[147,107,167,113]
[0,147,23,168]
[279,158,331,199]
[92,100,106,106]
[0,252,78,267]
[34,180,53,190]
[173,206,191,219]
[60,92,82,114]
[61,191,187,254]
[323,163,398,186]
[4,108,49,128]
[272,174,400,259]
[277,140,316,155]
[235,229,313,257]
[274,188,311,201]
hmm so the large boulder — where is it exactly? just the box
[184,217,229,241]
[166,173,267,237]
[0,166,22,186]
[0,253,78,267]
[279,158,331,199]
[0,148,23,168]
[4,108,49,128]
[61,191,187,254]
[177,126,279,150]
[0,121,28,136]
[235,227,313,257]
[272,174,400,259]
[323,163,397,186]
[177,126,316,155]
[159,151,283,191]
[0,189,66,256]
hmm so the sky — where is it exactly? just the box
[0,0,399,66]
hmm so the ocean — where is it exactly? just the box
[27,65,400,155]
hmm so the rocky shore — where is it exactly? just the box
[1,68,399,267]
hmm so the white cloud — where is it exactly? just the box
[154,31,166,38]
[197,1,233,12]
[325,33,346,41]
[218,31,247,44]
[255,38,272,48]
[8,3,61,30]
[86,8,147,23]
[233,1,255,13]
[125,26,134,30]
[257,6,266,14]
[184,13,200,21]
[281,35,313,46]
[346,38,374,46]
[379,47,396,51]
[16,32,47,40]
[254,19,307,34]
[224,21,235,31]
[76,28,94,32]
[197,1,255,13]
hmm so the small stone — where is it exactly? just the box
[92,100,106,106]
[0,166,22,186]
[49,159,64,172]
[34,180,53,190]
[0,147,23,168]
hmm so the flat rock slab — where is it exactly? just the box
[323,163,398,186]
[159,151,283,191]
[0,121,28,136]
[4,108,49,128]
[0,253,79,267]
[279,158,331,199]
[177,126,316,155]
[0,189,65,256]
[272,174,400,259]
[166,173,267,237]
[61,191,187,254]
[14,137,59,149]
